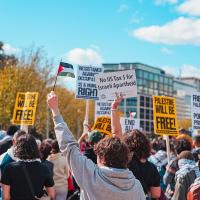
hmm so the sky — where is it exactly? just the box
[1,0,200,85]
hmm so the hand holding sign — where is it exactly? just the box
[47,91,60,116]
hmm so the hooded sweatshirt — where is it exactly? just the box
[53,115,145,200]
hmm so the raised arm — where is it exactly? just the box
[47,91,96,190]
[111,94,123,137]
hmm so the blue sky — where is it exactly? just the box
[1,0,200,79]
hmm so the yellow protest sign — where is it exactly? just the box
[153,96,178,136]
[92,116,112,136]
[12,92,38,125]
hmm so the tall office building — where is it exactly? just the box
[173,79,197,120]
[103,63,174,134]
[180,77,200,92]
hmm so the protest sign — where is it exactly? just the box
[153,96,178,136]
[120,117,140,133]
[191,93,200,130]
[95,69,137,100]
[12,92,38,125]
[95,101,112,119]
[92,116,112,136]
[76,65,102,100]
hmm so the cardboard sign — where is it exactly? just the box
[153,96,178,136]
[76,65,103,100]
[95,69,137,100]
[12,92,38,125]
[120,117,140,133]
[191,93,200,130]
[95,101,112,119]
[92,116,112,136]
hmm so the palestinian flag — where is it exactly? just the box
[130,112,136,118]
[57,62,75,78]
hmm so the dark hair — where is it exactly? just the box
[178,150,194,161]
[175,139,192,155]
[123,129,151,159]
[95,136,129,169]
[7,125,19,136]
[51,140,59,154]
[13,130,27,142]
[194,135,200,146]
[14,134,40,160]
[39,141,52,160]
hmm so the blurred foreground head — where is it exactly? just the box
[95,136,129,169]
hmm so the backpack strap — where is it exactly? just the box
[20,162,39,200]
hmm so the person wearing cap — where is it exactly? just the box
[47,91,145,200]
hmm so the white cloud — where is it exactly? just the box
[162,66,178,75]
[66,48,103,65]
[161,47,173,54]
[132,17,200,45]
[154,0,178,5]
[177,0,200,16]
[181,64,200,78]
[2,43,20,54]
[117,4,129,13]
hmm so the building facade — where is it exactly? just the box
[102,63,198,134]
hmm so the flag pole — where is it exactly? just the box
[53,59,62,91]
[52,74,58,91]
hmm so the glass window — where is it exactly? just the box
[154,75,158,81]
[140,120,144,128]
[140,96,145,101]
[164,77,169,84]
[159,76,164,82]
[144,72,148,79]
[149,73,154,81]
[140,108,144,118]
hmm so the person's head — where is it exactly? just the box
[123,129,151,160]
[178,150,194,161]
[39,141,52,160]
[95,136,129,169]
[178,151,195,168]
[51,140,60,154]
[7,125,19,137]
[193,135,200,148]
[12,130,27,146]
[87,130,104,146]
[175,139,192,155]
[14,134,40,160]
[176,134,193,147]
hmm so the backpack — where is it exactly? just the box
[187,177,200,200]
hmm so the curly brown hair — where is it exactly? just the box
[123,129,151,160]
[95,136,129,169]
[14,134,40,160]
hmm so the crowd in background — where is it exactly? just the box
[0,92,200,200]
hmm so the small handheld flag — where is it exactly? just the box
[53,62,75,91]
[58,62,75,78]
[130,112,136,118]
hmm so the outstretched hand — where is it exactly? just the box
[47,91,60,116]
[111,93,123,109]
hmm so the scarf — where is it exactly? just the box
[176,159,200,181]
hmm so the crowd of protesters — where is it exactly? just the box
[0,91,200,200]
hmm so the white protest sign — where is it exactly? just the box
[76,65,103,100]
[191,93,200,130]
[120,117,140,133]
[95,101,112,119]
[95,69,137,100]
